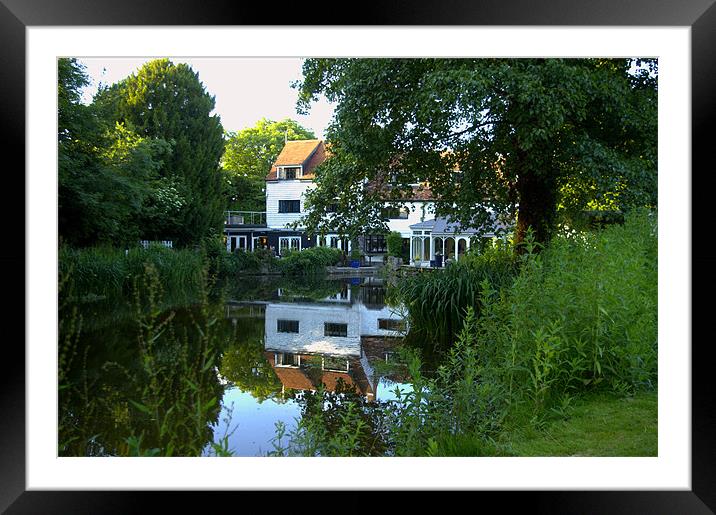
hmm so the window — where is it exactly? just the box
[382,206,409,219]
[278,236,301,255]
[278,200,301,213]
[378,318,406,331]
[277,319,299,333]
[326,203,338,213]
[278,166,302,179]
[279,236,301,254]
[364,234,387,253]
[275,352,300,367]
[324,322,348,337]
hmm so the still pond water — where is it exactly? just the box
[61,274,413,457]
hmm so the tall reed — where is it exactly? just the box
[397,244,518,349]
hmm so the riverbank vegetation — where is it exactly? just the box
[272,210,657,456]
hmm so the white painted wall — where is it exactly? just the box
[266,179,436,239]
[264,301,408,355]
[386,202,435,237]
[358,304,407,337]
[266,180,314,229]
[265,303,361,356]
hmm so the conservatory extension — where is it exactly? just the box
[409,216,508,267]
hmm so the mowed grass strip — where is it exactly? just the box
[506,390,657,457]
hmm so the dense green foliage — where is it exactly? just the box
[59,244,208,303]
[60,58,226,247]
[222,119,316,211]
[386,231,404,259]
[94,59,226,246]
[59,59,176,247]
[295,58,657,245]
[475,210,657,419]
[398,243,519,348]
[277,246,342,275]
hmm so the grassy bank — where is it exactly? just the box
[505,390,657,456]
[61,242,344,302]
[59,244,208,304]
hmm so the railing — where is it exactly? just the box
[140,240,173,249]
[225,211,267,226]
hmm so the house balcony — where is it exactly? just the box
[224,210,267,228]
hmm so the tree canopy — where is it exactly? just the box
[222,118,315,211]
[59,58,174,247]
[294,58,657,245]
[94,59,226,246]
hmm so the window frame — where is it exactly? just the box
[278,199,301,213]
[277,319,300,333]
[324,322,348,337]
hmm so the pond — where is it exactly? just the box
[59,274,412,457]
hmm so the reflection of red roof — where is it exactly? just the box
[265,140,328,181]
[321,371,356,391]
[264,352,315,390]
[264,351,375,400]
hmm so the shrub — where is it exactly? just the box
[386,231,404,259]
[277,246,342,275]
[221,247,277,276]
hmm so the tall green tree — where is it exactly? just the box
[94,59,226,246]
[295,58,657,245]
[222,118,316,211]
[59,58,172,247]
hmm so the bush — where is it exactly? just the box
[277,246,342,275]
[221,247,277,276]
[386,231,404,259]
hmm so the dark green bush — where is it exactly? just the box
[277,246,342,275]
[221,248,277,276]
[386,231,404,258]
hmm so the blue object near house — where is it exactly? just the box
[350,260,361,268]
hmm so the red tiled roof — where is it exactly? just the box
[365,178,436,202]
[265,140,327,181]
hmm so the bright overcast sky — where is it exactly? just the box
[77,57,335,138]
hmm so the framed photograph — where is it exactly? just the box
[3,0,713,512]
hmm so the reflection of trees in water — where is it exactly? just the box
[228,275,345,303]
[59,266,227,456]
[284,380,391,457]
[219,308,284,403]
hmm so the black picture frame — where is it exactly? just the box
[2,0,713,512]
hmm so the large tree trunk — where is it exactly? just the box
[514,170,558,251]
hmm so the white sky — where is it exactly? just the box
[77,57,335,138]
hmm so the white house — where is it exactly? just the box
[224,139,505,264]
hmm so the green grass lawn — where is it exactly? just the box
[505,390,658,457]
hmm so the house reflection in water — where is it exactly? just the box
[264,278,406,402]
